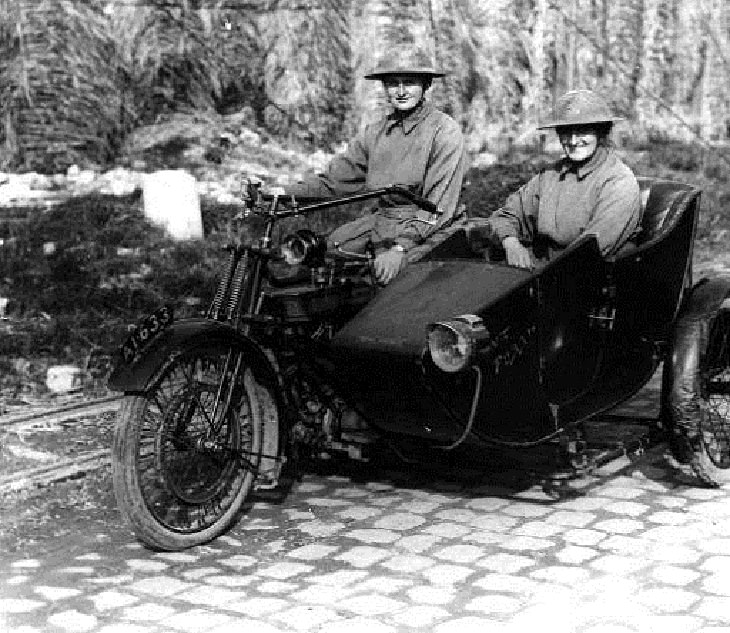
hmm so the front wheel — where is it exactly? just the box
[664,308,730,486]
[112,342,264,550]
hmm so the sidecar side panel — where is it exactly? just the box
[108,318,279,393]
[327,260,556,442]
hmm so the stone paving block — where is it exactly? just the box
[305,497,353,507]
[176,585,247,607]
[125,559,169,572]
[529,565,592,585]
[271,604,343,630]
[318,616,397,633]
[373,512,426,531]
[696,538,730,556]
[589,554,651,574]
[217,554,257,570]
[307,569,369,586]
[346,529,401,544]
[592,518,645,534]
[181,567,220,580]
[121,602,178,622]
[650,564,701,586]
[96,623,151,633]
[701,572,730,596]
[224,596,290,617]
[337,506,383,521]
[86,589,140,611]
[501,503,554,518]
[421,563,476,585]
[337,593,407,616]
[336,546,391,567]
[603,500,650,516]
[395,534,442,552]
[468,515,519,532]
[297,520,347,537]
[397,500,444,514]
[515,520,566,538]
[33,585,81,600]
[380,554,434,573]
[433,615,507,632]
[555,545,601,564]
[287,544,340,560]
[432,544,484,564]
[498,535,554,551]
[477,553,535,574]
[563,527,606,546]
[700,556,730,573]
[127,576,194,597]
[695,596,730,622]
[46,609,98,632]
[0,598,45,613]
[465,593,524,615]
[202,574,254,587]
[256,562,314,579]
[154,552,200,563]
[473,572,544,595]
[465,497,511,512]
[434,508,478,523]
[645,509,693,525]
[422,522,473,538]
[349,576,413,595]
[635,587,701,612]
[390,604,450,627]
[257,580,299,594]
[406,584,457,605]
[554,496,608,512]
[161,608,236,632]
[544,510,597,527]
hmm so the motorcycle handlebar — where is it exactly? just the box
[254,185,441,218]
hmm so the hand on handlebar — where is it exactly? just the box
[374,247,407,285]
[502,237,534,270]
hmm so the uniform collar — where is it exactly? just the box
[385,99,433,134]
[560,145,611,179]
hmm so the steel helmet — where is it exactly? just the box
[364,44,445,80]
[537,90,623,129]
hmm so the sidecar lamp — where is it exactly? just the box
[427,315,486,373]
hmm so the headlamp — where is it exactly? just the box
[427,315,487,373]
[280,230,326,266]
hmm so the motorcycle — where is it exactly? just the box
[108,178,730,551]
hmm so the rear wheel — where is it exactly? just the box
[664,308,730,486]
[112,342,263,550]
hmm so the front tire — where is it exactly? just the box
[112,342,263,550]
[664,308,730,486]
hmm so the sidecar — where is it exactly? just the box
[318,177,730,486]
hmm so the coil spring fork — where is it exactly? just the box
[207,247,241,321]
[226,250,249,322]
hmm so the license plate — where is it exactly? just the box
[120,305,174,364]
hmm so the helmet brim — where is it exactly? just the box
[364,69,446,80]
[537,116,624,130]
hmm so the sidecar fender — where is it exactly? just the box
[675,276,730,323]
[107,318,279,393]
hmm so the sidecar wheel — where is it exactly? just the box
[112,343,263,550]
[664,309,730,487]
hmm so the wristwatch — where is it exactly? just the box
[392,244,406,254]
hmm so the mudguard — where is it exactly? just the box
[107,318,279,393]
[662,276,730,460]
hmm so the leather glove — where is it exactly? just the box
[374,247,407,284]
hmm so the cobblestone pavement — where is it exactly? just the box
[2,374,730,633]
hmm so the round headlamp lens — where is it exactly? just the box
[428,323,472,373]
[281,236,307,265]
